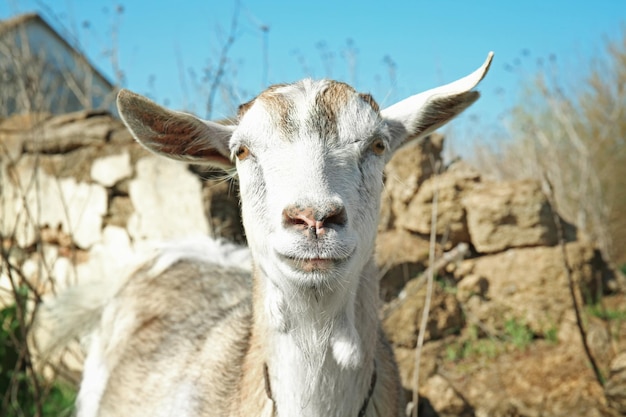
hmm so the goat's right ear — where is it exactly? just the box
[117,90,235,170]
[381,52,493,154]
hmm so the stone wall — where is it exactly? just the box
[0,110,243,303]
[1,111,624,416]
[378,135,624,417]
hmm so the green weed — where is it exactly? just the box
[587,304,626,322]
[504,319,535,349]
[0,302,76,417]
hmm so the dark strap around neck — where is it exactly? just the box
[358,364,377,417]
[263,363,273,400]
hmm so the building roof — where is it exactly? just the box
[0,12,114,90]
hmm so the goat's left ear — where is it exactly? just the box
[117,90,235,170]
[381,52,493,153]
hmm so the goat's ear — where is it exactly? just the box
[381,52,493,153]
[117,90,235,169]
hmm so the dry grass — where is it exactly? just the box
[470,30,626,265]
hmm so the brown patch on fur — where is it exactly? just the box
[313,82,381,141]
[237,100,256,119]
[237,81,381,142]
[238,84,298,136]
[359,93,380,113]
[237,84,288,116]
[313,81,355,139]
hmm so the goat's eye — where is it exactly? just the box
[235,145,250,161]
[370,138,386,155]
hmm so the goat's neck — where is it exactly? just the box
[243,260,380,417]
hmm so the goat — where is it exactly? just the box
[42,52,493,417]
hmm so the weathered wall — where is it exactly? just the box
[0,110,242,302]
[379,135,624,417]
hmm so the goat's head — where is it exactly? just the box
[117,53,493,296]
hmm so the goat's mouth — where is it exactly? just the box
[277,254,347,273]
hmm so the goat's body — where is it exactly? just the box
[73,240,402,417]
[77,244,251,417]
[41,54,492,417]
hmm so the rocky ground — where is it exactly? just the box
[1,110,625,416]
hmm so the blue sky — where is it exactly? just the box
[2,1,625,155]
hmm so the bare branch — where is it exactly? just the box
[542,177,605,387]
[206,0,241,119]
[412,157,440,417]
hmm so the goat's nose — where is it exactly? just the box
[282,203,347,238]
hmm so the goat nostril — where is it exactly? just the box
[283,207,316,229]
[291,217,308,226]
[323,207,347,228]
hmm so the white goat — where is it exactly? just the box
[43,53,492,417]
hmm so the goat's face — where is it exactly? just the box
[232,80,387,289]
[116,53,493,291]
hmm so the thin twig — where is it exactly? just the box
[1,245,44,416]
[411,159,441,417]
[382,242,469,319]
[542,176,605,386]
[206,0,241,119]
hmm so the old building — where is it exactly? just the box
[0,13,116,116]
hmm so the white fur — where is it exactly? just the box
[331,311,362,369]
[147,235,252,277]
[76,333,109,417]
[158,380,197,417]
